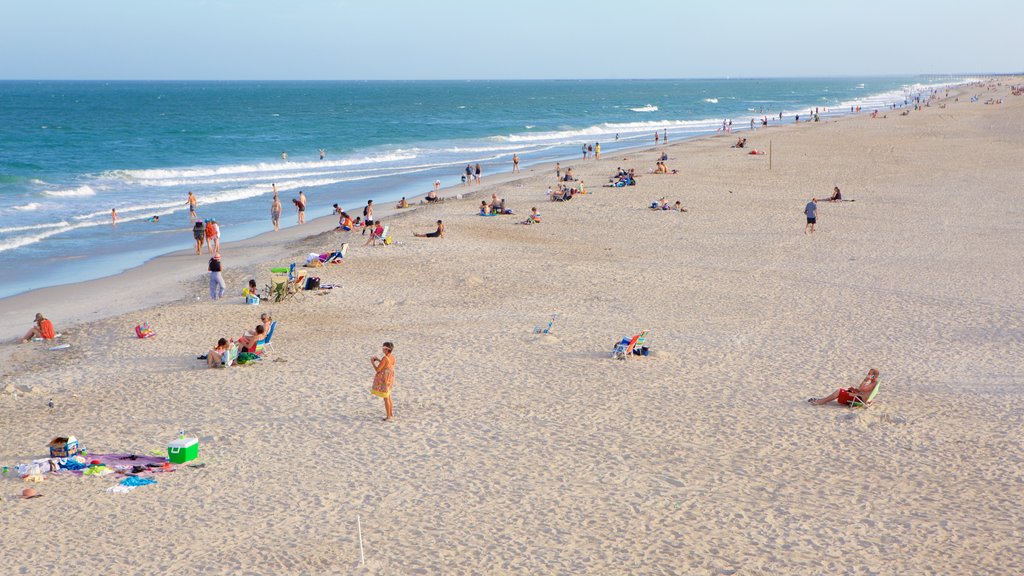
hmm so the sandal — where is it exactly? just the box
[806,398,818,404]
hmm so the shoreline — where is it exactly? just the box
[0,82,964,342]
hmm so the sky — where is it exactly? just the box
[0,0,1020,80]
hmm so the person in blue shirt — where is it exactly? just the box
[804,198,818,234]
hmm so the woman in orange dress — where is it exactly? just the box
[370,341,396,421]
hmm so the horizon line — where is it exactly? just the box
[0,72,1016,83]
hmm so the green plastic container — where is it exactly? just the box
[168,438,199,463]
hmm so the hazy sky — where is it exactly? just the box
[1,0,1020,80]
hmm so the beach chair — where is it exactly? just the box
[292,268,308,292]
[261,321,277,355]
[267,272,290,302]
[533,314,559,334]
[321,242,349,265]
[849,381,881,408]
[613,329,649,359]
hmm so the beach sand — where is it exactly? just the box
[1,80,1022,574]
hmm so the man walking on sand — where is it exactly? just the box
[805,197,818,234]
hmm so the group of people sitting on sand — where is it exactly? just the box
[202,313,274,368]
[481,193,514,215]
[650,198,687,212]
[653,161,676,174]
[547,182,586,202]
[605,167,636,187]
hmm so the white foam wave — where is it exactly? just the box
[630,105,658,112]
[0,219,108,253]
[13,202,42,211]
[495,118,724,143]
[703,98,719,104]
[29,179,49,186]
[0,221,70,234]
[110,152,418,182]
[42,185,96,198]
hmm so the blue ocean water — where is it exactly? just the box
[0,77,962,297]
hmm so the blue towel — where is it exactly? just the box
[120,476,157,487]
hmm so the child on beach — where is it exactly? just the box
[520,207,541,225]
[370,342,396,421]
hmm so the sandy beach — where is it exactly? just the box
[1,80,1022,575]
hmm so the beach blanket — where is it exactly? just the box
[58,453,170,476]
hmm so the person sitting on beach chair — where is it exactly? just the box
[21,313,57,343]
[234,324,265,354]
[414,220,445,238]
[808,369,880,406]
[364,222,386,246]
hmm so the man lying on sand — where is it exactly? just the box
[808,369,879,406]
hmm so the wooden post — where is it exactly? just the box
[769,140,772,170]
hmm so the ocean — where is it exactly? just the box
[0,77,963,298]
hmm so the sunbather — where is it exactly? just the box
[826,186,843,202]
[21,313,56,343]
[414,220,445,238]
[808,369,879,406]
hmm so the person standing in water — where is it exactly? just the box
[270,184,282,231]
[474,163,482,184]
[370,341,396,421]
[281,151,288,161]
[319,149,325,160]
[111,208,118,225]
[186,191,197,221]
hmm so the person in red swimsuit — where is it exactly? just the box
[808,369,879,405]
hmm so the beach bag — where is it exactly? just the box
[305,276,320,290]
[134,322,155,339]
